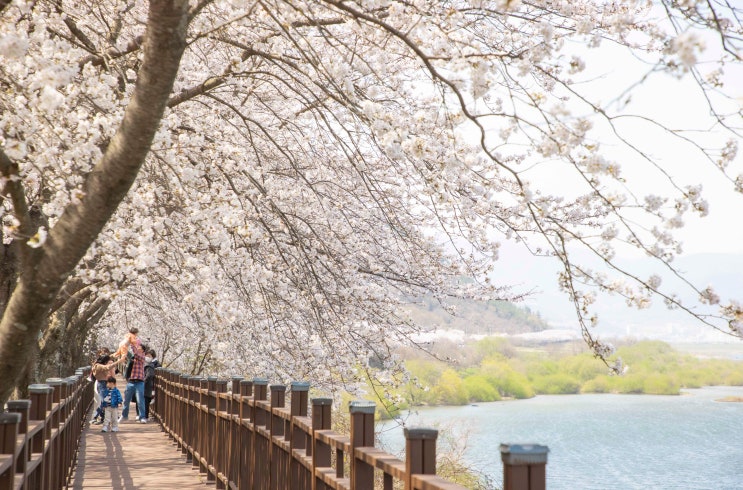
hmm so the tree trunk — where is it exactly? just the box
[0,0,190,405]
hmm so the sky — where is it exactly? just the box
[479,23,743,344]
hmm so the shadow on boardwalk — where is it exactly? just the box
[70,415,208,489]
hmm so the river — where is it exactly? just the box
[378,386,743,489]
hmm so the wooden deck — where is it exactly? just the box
[69,413,209,489]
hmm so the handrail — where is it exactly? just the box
[154,369,469,490]
[0,367,93,490]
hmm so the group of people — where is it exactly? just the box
[89,327,161,433]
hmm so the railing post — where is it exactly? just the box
[240,379,254,398]
[228,376,243,488]
[404,428,438,490]
[205,376,217,483]
[61,376,76,487]
[290,382,309,489]
[28,384,52,489]
[238,379,253,489]
[500,444,549,490]
[290,381,309,447]
[270,384,286,488]
[198,377,209,476]
[311,398,332,490]
[270,385,286,437]
[44,378,63,490]
[188,376,199,465]
[253,378,268,402]
[6,400,30,480]
[0,412,21,490]
[349,401,376,490]
[215,379,228,489]
[252,378,269,490]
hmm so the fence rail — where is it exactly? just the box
[0,367,93,490]
[154,369,548,490]
[154,370,465,490]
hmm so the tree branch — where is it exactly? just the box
[78,35,144,69]
[0,0,190,405]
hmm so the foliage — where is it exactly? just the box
[398,339,743,406]
[531,373,581,395]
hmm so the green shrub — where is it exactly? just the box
[432,369,469,405]
[581,375,611,393]
[725,371,743,386]
[532,373,581,394]
[558,354,606,382]
[615,374,645,394]
[642,373,680,395]
[463,375,501,402]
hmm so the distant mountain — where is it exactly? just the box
[497,251,743,342]
[404,296,550,335]
[402,252,742,343]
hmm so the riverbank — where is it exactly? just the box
[717,396,743,402]
[377,339,743,418]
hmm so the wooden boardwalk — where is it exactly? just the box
[69,412,208,489]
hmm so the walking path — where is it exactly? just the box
[69,397,208,488]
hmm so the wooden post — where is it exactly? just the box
[228,376,243,488]
[0,412,20,490]
[270,385,286,488]
[290,381,309,447]
[311,398,332,490]
[6,400,30,479]
[240,379,253,398]
[404,428,438,490]
[28,384,52,489]
[270,385,286,437]
[205,377,217,483]
[238,379,253,490]
[196,377,208,476]
[290,382,309,490]
[215,379,228,489]
[61,377,75,487]
[349,401,375,490]
[500,444,549,490]
[252,378,268,489]
[45,377,64,490]
[188,376,199,464]
[253,378,268,402]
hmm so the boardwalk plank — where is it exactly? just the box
[70,413,209,489]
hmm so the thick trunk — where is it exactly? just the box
[0,243,18,313]
[0,0,190,405]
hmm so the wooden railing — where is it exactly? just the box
[154,369,461,489]
[154,369,549,490]
[0,367,93,490]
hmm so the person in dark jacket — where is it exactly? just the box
[143,348,160,420]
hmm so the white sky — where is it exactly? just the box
[478,25,743,341]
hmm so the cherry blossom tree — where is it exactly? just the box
[0,0,190,402]
[1,0,741,403]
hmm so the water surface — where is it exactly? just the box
[378,386,743,489]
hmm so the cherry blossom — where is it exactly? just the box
[0,0,741,402]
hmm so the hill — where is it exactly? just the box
[404,296,550,335]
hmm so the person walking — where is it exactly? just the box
[119,342,148,423]
[90,349,110,424]
[100,376,123,433]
